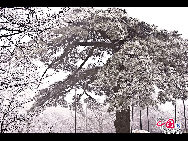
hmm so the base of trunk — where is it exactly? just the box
[114,108,130,133]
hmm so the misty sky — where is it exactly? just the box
[121,7,188,39]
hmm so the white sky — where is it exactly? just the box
[121,7,188,39]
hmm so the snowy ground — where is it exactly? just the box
[132,129,150,133]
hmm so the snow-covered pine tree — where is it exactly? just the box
[5,7,185,133]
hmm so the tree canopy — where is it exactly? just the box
[23,7,188,114]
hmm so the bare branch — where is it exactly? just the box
[0,32,22,38]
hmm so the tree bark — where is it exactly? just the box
[140,110,142,130]
[175,103,176,123]
[183,100,186,130]
[114,107,130,133]
[147,107,149,132]
[131,106,134,133]
[75,89,77,133]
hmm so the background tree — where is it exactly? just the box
[0,34,37,132]
[0,7,64,133]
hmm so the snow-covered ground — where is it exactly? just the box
[132,129,150,133]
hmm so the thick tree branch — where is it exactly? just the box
[37,40,76,88]
[0,27,24,32]
[0,32,22,38]
[0,45,11,48]
[31,66,101,110]
[76,41,116,48]
[39,40,116,84]
[34,39,117,108]
[37,23,122,88]
[37,41,97,89]
[70,46,96,77]
[83,89,95,101]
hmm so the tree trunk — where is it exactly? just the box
[183,100,187,130]
[85,104,87,132]
[99,121,103,133]
[0,113,6,133]
[147,107,149,132]
[75,89,77,133]
[131,106,134,133]
[0,121,3,133]
[175,103,176,123]
[114,107,130,133]
[140,110,142,130]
